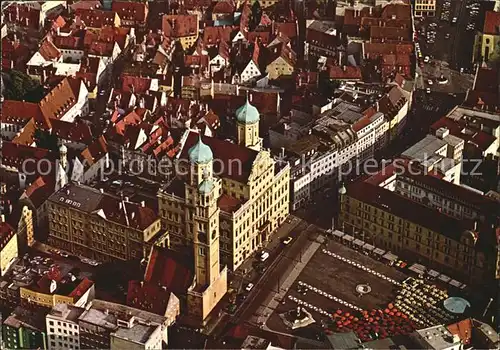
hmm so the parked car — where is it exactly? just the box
[424,56,430,63]
[60,251,69,258]
[259,251,270,262]
[427,79,433,85]
[426,87,431,94]
[451,17,457,24]
[283,236,293,245]
[245,283,254,292]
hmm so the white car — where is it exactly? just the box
[452,17,457,24]
[283,237,293,245]
[426,88,431,94]
[245,283,254,292]
[427,79,433,85]
[424,56,430,63]
[60,252,69,258]
[259,251,270,262]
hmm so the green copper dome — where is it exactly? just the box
[236,96,260,124]
[198,179,215,194]
[188,135,213,164]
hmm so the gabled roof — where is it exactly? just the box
[179,131,258,183]
[80,135,108,168]
[203,26,237,45]
[75,8,117,28]
[483,11,500,35]
[162,15,198,38]
[112,0,148,23]
[127,281,173,316]
[144,246,194,296]
[38,39,62,61]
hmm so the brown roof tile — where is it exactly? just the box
[162,15,198,38]
[179,131,258,183]
[203,26,237,45]
[38,39,62,61]
[483,11,500,35]
[75,8,117,28]
[112,1,148,23]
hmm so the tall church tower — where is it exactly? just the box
[236,95,262,151]
[185,135,221,286]
[185,134,227,324]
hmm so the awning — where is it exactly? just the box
[427,269,440,277]
[449,279,461,287]
[373,248,385,255]
[363,243,375,251]
[343,234,354,241]
[382,252,398,262]
[438,274,451,282]
[353,239,364,246]
[332,230,344,238]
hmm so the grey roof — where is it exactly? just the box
[325,332,360,349]
[402,135,447,162]
[113,323,160,345]
[48,183,104,213]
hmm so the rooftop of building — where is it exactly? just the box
[48,303,85,322]
[47,183,158,231]
[415,325,462,349]
[345,180,475,242]
[79,299,167,332]
[3,306,46,332]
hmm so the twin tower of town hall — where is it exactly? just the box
[158,97,290,322]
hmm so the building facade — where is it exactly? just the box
[47,184,165,262]
[46,303,84,350]
[414,0,436,18]
[339,179,499,284]
[159,98,290,272]
[0,219,18,276]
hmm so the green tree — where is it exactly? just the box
[34,129,59,152]
[2,70,41,101]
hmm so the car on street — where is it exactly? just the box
[426,87,431,94]
[283,236,293,245]
[245,283,254,291]
[427,79,433,85]
[445,33,450,39]
[451,17,457,24]
[259,251,270,262]
[60,251,69,258]
[424,56,430,63]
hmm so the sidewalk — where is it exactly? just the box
[251,234,326,328]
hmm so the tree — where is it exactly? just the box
[2,70,41,101]
[34,129,59,152]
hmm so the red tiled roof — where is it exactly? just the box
[447,319,472,345]
[80,135,108,168]
[2,142,56,175]
[127,281,172,315]
[218,194,243,213]
[184,54,209,68]
[381,3,411,21]
[328,66,362,80]
[112,0,148,23]
[69,0,102,12]
[122,75,152,94]
[213,0,235,13]
[38,39,62,61]
[4,5,41,30]
[483,11,500,35]
[363,42,413,56]
[68,277,94,299]
[22,175,56,209]
[1,101,42,125]
[88,41,114,56]
[179,131,258,182]
[247,31,270,46]
[276,22,298,39]
[203,26,236,45]
[370,26,411,41]
[38,77,83,127]
[53,35,83,50]
[0,222,15,251]
[430,116,497,152]
[144,246,194,295]
[75,8,117,28]
[162,15,198,38]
